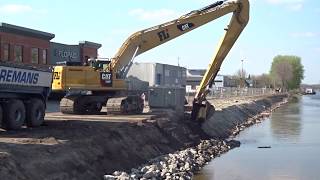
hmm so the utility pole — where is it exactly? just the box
[241,59,244,88]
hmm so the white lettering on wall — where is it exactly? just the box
[54,49,78,59]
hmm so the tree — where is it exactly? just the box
[270,55,304,90]
[235,69,247,79]
[287,56,304,89]
[234,69,247,87]
[252,74,272,88]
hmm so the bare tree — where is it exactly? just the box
[234,69,247,87]
[235,69,247,79]
[252,74,272,88]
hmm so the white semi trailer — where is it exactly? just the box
[0,62,52,130]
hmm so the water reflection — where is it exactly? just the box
[194,95,320,180]
[270,99,302,142]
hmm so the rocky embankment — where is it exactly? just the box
[104,140,240,180]
[0,94,287,180]
[104,94,288,180]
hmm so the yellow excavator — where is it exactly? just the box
[51,0,250,120]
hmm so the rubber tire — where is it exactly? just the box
[26,99,45,127]
[3,99,26,130]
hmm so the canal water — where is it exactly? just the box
[194,94,320,180]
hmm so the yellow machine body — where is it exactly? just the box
[52,65,126,92]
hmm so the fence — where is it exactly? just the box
[186,87,275,100]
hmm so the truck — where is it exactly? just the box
[0,62,52,130]
[52,0,250,121]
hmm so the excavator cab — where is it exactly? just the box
[88,59,111,72]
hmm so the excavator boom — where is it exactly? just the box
[111,0,249,79]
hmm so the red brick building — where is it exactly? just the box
[0,23,101,66]
[79,41,102,64]
[0,23,54,65]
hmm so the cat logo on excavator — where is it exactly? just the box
[100,72,112,87]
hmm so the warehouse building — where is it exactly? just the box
[127,62,187,87]
[0,22,101,66]
[127,62,187,112]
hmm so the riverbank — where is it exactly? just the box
[0,94,287,180]
[104,94,288,180]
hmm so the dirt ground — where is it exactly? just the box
[0,95,286,180]
[0,100,206,180]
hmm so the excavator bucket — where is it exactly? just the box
[191,100,215,123]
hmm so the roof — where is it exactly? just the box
[79,41,102,49]
[0,22,55,40]
[187,69,206,76]
[132,62,186,70]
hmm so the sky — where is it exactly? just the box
[0,0,319,84]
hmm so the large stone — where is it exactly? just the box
[103,175,116,180]
[143,171,157,179]
[113,171,122,176]
[184,162,190,171]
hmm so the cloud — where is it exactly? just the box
[266,0,304,11]
[0,4,47,15]
[128,8,180,23]
[0,4,32,14]
[266,0,304,4]
[288,3,303,11]
[290,32,319,38]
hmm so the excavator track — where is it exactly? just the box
[60,95,105,115]
[60,96,82,114]
[106,97,126,114]
[106,95,144,114]
[60,95,143,115]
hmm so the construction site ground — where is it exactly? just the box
[0,94,286,180]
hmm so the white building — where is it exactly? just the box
[127,62,186,87]
[185,69,224,93]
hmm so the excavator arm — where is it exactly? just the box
[111,0,250,80]
[191,0,250,121]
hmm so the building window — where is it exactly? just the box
[31,48,39,64]
[170,70,177,77]
[156,73,162,85]
[3,43,9,61]
[42,49,47,64]
[165,70,170,77]
[14,45,23,62]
